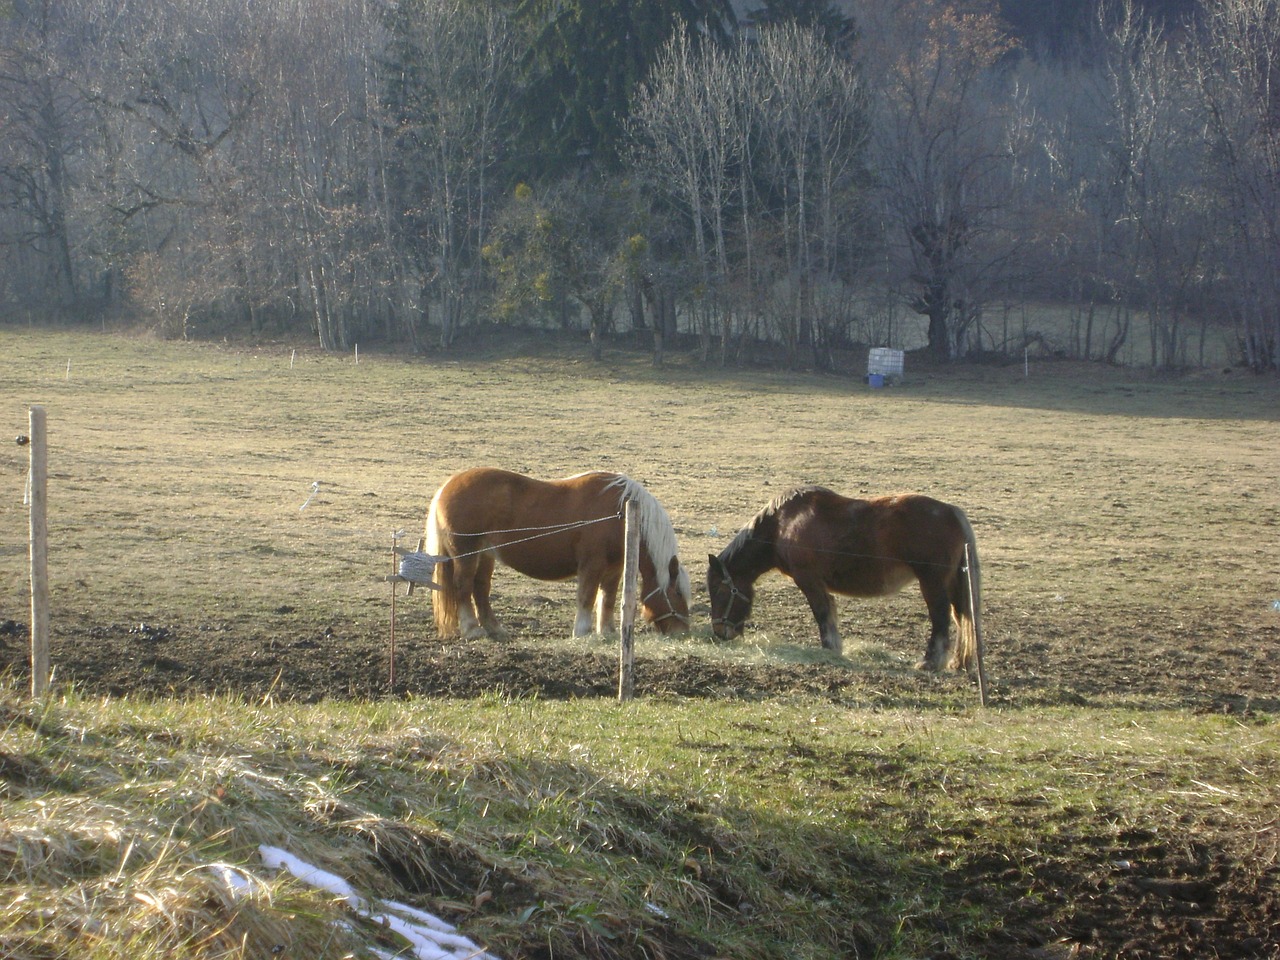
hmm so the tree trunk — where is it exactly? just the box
[927,307,950,361]
[589,315,603,361]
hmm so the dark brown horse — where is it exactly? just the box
[426,468,691,640]
[707,487,983,672]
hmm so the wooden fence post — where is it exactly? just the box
[27,406,50,698]
[618,498,640,702]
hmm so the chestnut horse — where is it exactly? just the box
[426,468,691,640]
[707,487,983,672]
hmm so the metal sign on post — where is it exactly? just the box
[24,406,50,697]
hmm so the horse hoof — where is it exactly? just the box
[915,658,943,672]
[462,625,488,640]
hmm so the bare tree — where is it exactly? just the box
[862,0,1021,361]
[630,23,867,368]
[624,193,695,365]
[1102,0,1221,368]
[1187,0,1280,371]
[751,22,867,369]
[384,0,517,350]
[73,0,270,337]
[998,52,1129,360]
[0,0,95,313]
[254,0,394,349]
[629,28,743,362]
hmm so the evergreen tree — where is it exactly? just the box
[740,0,857,52]
[508,0,735,177]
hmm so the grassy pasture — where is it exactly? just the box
[1,327,1279,959]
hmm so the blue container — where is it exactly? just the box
[868,373,885,388]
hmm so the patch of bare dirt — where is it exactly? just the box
[7,598,1278,712]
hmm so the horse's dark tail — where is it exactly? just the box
[426,487,460,639]
[950,509,984,675]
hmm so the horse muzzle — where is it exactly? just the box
[648,610,691,636]
[711,619,742,642]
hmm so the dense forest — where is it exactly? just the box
[1,0,1277,370]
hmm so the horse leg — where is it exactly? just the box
[471,552,509,641]
[916,575,954,671]
[572,573,599,637]
[796,578,842,654]
[450,554,489,641]
[594,576,619,636]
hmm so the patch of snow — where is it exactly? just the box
[257,844,499,960]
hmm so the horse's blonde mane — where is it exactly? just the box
[597,473,691,601]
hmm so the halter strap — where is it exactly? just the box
[641,584,690,626]
[709,573,750,629]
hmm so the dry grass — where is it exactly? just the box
[3,328,1275,665]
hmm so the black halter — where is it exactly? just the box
[709,572,750,631]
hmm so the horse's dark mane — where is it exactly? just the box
[721,485,832,565]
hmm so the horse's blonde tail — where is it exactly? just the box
[426,488,460,639]
[950,510,984,676]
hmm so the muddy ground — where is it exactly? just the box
[3,597,1279,713]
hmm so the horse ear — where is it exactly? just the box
[668,555,680,582]
[708,554,725,578]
